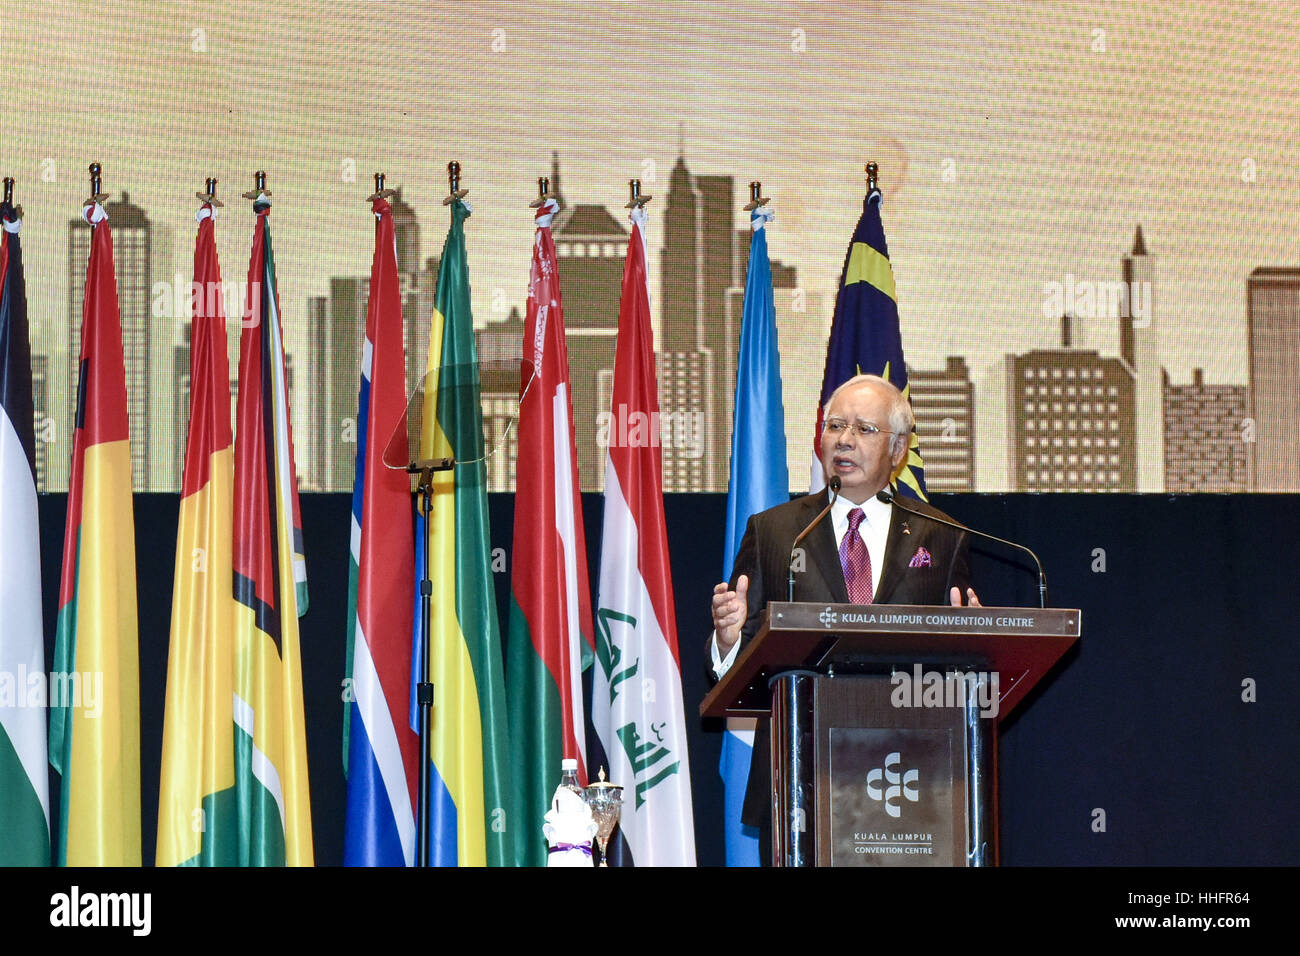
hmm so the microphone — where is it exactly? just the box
[876,488,1049,608]
[788,476,840,601]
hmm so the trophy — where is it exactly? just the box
[583,767,624,867]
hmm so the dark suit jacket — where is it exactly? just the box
[714,489,972,828]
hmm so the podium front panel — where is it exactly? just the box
[815,675,971,867]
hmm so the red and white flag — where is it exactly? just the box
[591,205,695,866]
[505,198,595,866]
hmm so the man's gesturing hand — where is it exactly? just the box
[712,574,749,654]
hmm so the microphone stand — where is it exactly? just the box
[877,489,1049,608]
[788,477,840,601]
[408,456,455,866]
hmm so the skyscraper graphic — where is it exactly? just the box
[549,153,627,491]
[1121,226,1163,491]
[476,305,525,493]
[908,357,975,492]
[1163,368,1249,492]
[173,326,189,486]
[658,151,800,492]
[31,352,48,492]
[1005,315,1136,492]
[657,150,735,492]
[67,193,163,491]
[1246,266,1300,491]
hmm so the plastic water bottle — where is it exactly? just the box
[557,758,583,800]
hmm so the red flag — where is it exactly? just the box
[505,198,595,866]
[343,196,419,865]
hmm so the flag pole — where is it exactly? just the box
[865,161,879,196]
[195,177,223,206]
[368,171,396,202]
[743,180,769,211]
[83,161,108,207]
[240,169,271,201]
[442,160,468,205]
[624,177,652,209]
[2,176,19,220]
[530,175,553,207]
[410,164,463,865]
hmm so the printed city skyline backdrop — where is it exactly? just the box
[4,1,1297,493]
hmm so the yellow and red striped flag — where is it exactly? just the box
[48,197,141,866]
[156,198,237,866]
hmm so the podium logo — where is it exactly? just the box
[819,606,839,628]
[866,752,918,818]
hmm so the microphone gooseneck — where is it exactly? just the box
[788,477,840,601]
[877,489,1049,608]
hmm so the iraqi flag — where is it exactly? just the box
[0,199,49,866]
[592,205,696,866]
[505,198,594,866]
[48,199,141,866]
[811,186,927,499]
[231,191,313,865]
[156,200,237,866]
[343,196,419,866]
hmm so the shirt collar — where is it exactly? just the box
[831,488,893,529]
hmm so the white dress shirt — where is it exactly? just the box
[712,495,895,678]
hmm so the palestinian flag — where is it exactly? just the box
[0,198,49,866]
[418,197,513,866]
[156,200,237,866]
[591,204,696,866]
[343,195,418,866]
[48,198,141,866]
[231,192,313,865]
[505,197,594,866]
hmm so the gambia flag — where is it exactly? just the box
[418,197,513,866]
[343,196,418,866]
[505,198,594,866]
[591,204,696,866]
[231,193,313,865]
[156,200,237,866]
[812,186,927,499]
[0,199,50,866]
[48,199,141,866]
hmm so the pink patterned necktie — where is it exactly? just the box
[839,507,873,604]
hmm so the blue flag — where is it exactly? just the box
[720,207,788,867]
[814,189,927,499]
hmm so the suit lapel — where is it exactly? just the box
[796,490,850,604]
[873,503,907,604]
[810,514,850,604]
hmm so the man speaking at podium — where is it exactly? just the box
[709,374,980,861]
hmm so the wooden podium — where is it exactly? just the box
[700,602,1080,867]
